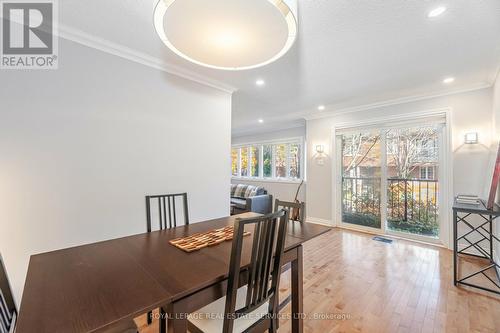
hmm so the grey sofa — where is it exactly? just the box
[230,184,273,215]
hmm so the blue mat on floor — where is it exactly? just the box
[373,236,393,244]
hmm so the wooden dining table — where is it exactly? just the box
[16,212,331,333]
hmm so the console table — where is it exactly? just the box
[453,199,500,295]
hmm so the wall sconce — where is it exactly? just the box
[464,132,478,144]
[315,145,326,166]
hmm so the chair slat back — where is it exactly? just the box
[223,210,289,333]
[146,193,189,232]
[0,255,16,333]
[275,199,305,223]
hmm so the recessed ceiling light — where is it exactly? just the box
[154,0,298,70]
[258,119,264,123]
[443,77,455,84]
[317,105,325,111]
[428,6,447,18]
[256,79,265,86]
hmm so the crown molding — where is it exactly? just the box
[57,24,237,94]
[232,82,492,136]
[232,120,305,138]
[303,82,493,121]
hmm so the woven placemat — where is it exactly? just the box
[169,226,250,252]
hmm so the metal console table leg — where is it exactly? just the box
[453,199,500,295]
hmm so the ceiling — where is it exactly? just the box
[59,0,500,135]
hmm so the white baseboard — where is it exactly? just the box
[306,217,333,226]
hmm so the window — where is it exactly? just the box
[416,138,438,160]
[240,147,248,177]
[275,144,286,178]
[231,139,304,181]
[420,166,435,180]
[250,146,260,177]
[289,143,301,178]
[231,148,239,176]
[263,145,272,177]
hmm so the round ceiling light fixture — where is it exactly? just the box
[154,0,298,70]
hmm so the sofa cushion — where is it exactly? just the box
[230,198,247,210]
[232,184,265,198]
[254,187,266,196]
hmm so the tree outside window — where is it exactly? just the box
[275,144,286,178]
[250,146,260,177]
[289,144,301,178]
[263,145,272,177]
[240,147,248,177]
[231,148,238,176]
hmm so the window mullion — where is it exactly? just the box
[238,148,241,177]
[249,146,253,178]
[272,145,276,178]
[286,143,291,178]
[245,147,249,177]
[380,130,388,233]
[298,143,302,179]
[259,145,264,178]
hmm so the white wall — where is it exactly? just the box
[493,72,500,271]
[494,72,500,176]
[231,127,307,203]
[0,39,232,304]
[306,88,494,242]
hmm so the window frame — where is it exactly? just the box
[231,137,305,183]
[419,166,435,180]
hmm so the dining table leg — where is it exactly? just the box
[168,301,188,333]
[291,245,304,333]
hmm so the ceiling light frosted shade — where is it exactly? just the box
[154,0,298,70]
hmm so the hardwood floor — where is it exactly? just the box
[136,228,500,333]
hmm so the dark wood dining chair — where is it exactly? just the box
[187,209,289,333]
[274,199,305,223]
[0,254,17,333]
[144,193,189,331]
[146,193,189,232]
[274,199,305,313]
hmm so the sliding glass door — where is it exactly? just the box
[338,123,444,241]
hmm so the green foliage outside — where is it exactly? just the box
[342,212,381,228]
[387,218,439,237]
[263,147,272,177]
[343,181,439,236]
[387,182,439,237]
